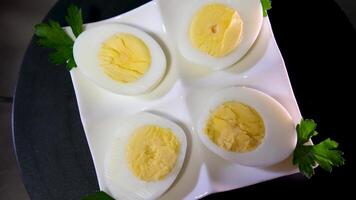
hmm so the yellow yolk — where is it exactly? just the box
[98,33,151,83]
[126,125,180,181]
[205,101,265,152]
[189,3,243,57]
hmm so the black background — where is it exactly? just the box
[13,0,356,199]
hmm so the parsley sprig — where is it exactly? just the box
[293,119,345,178]
[81,191,114,200]
[34,5,83,70]
[261,0,272,17]
[65,5,83,37]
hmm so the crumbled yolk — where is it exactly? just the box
[205,101,265,152]
[98,33,151,83]
[189,3,243,57]
[126,125,180,181]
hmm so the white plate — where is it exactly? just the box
[66,0,302,199]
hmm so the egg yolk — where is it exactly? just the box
[189,3,243,57]
[98,33,151,83]
[205,101,265,152]
[126,125,180,181]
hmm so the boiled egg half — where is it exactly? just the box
[73,24,166,95]
[197,87,297,166]
[105,112,187,200]
[178,0,263,70]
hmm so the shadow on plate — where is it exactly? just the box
[145,110,203,200]
[226,19,270,74]
[262,154,298,173]
[138,29,178,100]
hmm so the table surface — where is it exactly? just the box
[13,0,356,199]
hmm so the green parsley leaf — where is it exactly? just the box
[293,145,315,178]
[261,0,272,17]
[35,20,75,70]
[65,5,83,37]
[66,54,76,70]
[313,139,345,172]
[34,5,83,70]
[35,20,74,48]
[81,191,115,200]
[296,119,317,146]
[293,119,345,178]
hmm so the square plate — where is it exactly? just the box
[67,0,302,199]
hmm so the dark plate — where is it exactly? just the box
[13,0,356,199]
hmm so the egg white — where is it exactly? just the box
[178,0,263,70]
[104,112,187,200]
[73,24,166,95]
[197,87,297,167]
